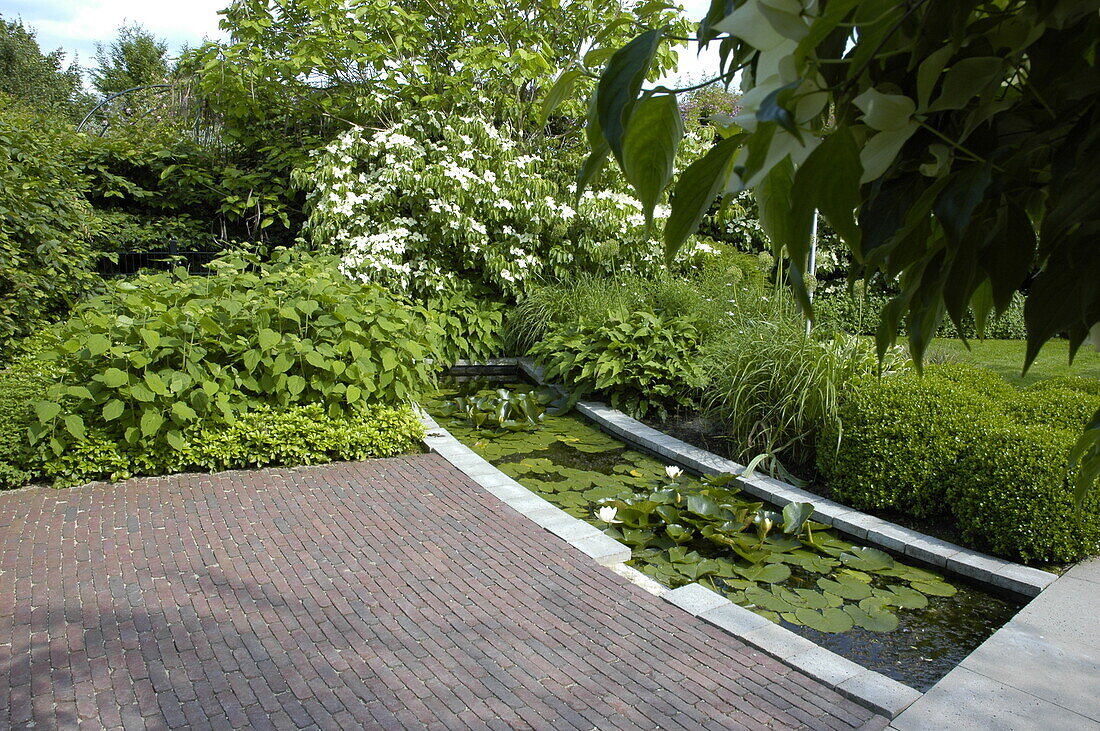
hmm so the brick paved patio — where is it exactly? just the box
[0,454,888,729]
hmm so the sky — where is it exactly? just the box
[2,0,719,84]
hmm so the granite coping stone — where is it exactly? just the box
[516,358,1057,598]
[414,406,634,572]
[663,582,920,718]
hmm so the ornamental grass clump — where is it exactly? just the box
[701,304,908,474]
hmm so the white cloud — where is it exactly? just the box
[9,0,227,66]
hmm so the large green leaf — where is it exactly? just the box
[791,126,863,250]
[663,133,744,264]
[596,28,663,162]
[540,68,581,124]
[621,94,683,228]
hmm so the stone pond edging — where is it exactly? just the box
[506,358,1057,600]
[416,369,925,718]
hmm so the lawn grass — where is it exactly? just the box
[921,338,1100,387]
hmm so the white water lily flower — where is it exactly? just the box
[596,506,621,524]
[665,465,684,480]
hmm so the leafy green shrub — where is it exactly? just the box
[530,310,705,419]
[0,97,102,348]
[0,330,61,487]
[819,366,1010,518]
[702,314,909,473]
[41,403,425,487]
[505,273,650,353]
[821,364,1100,562]
[948,423,1100,562]
[90,210,214,254]
[424,281,504,366]
[29,250,439,464]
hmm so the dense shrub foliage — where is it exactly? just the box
[820,365,1100,562]
[0,98,102,345]
[295,111,712,298]
[41,403,424,488]
[531,310,706,420]
[27,251,437,480]
[0,332,61,487]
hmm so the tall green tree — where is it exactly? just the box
[91,23,170,95]
[0,15,88,121]
[584,0,1100,498]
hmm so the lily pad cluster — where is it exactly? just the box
[429,380,957,634]
[435,383,572,431]
[599,476,957,633]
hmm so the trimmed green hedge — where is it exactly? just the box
[819,365,1100,562]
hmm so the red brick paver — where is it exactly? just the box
[0,455,888,729]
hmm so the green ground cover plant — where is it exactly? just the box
[820,365,1100,562]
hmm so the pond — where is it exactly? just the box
[426,378,1023,692]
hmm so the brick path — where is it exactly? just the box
[0,454,888,729]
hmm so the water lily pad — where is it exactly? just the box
[858,596,892,614]
[839,546,894,572]
[735,562,792,584]
[836,568,873,583]
[874,585,929,609]
[844,604,900,632]
[817,577,873,601]
[795,607,854,634]
[912,581,957,597]
[793,588,830,610]
[741,586,798,613]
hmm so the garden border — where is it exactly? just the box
[504,358,1057,599]
[417,367,938,718]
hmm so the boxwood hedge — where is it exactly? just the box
[819,365,1100,563]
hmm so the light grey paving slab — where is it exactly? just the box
[787,647,866,687]
[901,534,961,568]
[698,602,773,636]
[501,493,557,516]
[1011,576,1100,651]
[547,519,603,543]
[739,622,820,661]
[889,667,1094,731]
[986,562,1057,596]
[946,553,1011,584]
[838,671,921,718]
[571,533,631,565]
[958,626,1100,722]
[663,583,728,615]
[864,522,911,553]
[1065,556,1100,585]
[523,507,572,528]
[828,511,886,540]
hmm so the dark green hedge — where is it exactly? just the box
[819,365,1100,563]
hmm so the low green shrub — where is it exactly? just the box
[0,331,61,487]
[29,250,439,467]
[530,309,706,420]
[948,423,1100,563]
[41,403,425,487]
[424,281,504,366]
[821,364,1100,562]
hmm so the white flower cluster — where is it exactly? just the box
[295,112,718,296]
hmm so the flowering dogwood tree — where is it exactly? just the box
[295,109,714,297]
